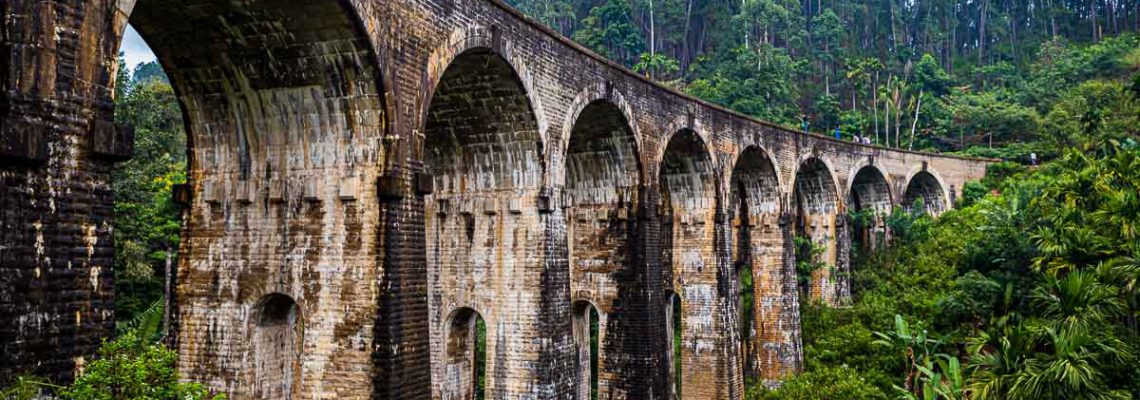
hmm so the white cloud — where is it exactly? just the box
[119,25,157,72]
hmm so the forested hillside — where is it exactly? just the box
[508,0,1140,156]
[502,1,1140,398]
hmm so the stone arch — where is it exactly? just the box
[725,144,784,199]
[560,84,646,185]
[729,146,783,223]
[248,293,304,400]
[847,164,894,214]
[443,307,489,400]
[653,118,718,180]
[791,156,844,305]
[571,300,602,400]
[845,159,894,206]
[790,154,842,213]
[118,1,387,397]
[421,28,549,151]
[564,100,641,283]
[564,100,642,209]
[903,170,948,216]
[423,48,544,194]
[847,164,894,250]
[126,0,386,184]
[659,128,727,399]
[727,145,787,382]
[658,129,718,214]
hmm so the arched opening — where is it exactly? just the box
[564,100,636,400]
[423,48,541,400]
[665,292,683,399]
[424,48,543,195]
[903,171,947,216]
[658,129,716,398]
[572,301,602,400]
[127,0,383,180]
[445,308,488,400]
[113,0,385,395]
[250,293,304,399]
[565,101,639,267]
[728,147,784,382]
[564,100,638,269]
[847,166,893,251]
[422,48,542,258]
[792,158,842,305]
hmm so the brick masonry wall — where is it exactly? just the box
[1,0,991,398]
[0,0,122,384]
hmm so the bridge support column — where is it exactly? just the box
[776,214,805,382]
[714,210,746,399]
[658,130,740,400]
[375,167,435,400]
[834,215,853,306]
[642,184,674,400]
[0,0,125,384]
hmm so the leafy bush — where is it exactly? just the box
[0,301,222,399]
[61,332,223,400]
[746,364,888,400]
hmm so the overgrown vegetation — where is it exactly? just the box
[753,137,1140,398]
[111,60,184,323]
[1,302,223,399]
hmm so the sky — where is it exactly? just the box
[120,25,158,71]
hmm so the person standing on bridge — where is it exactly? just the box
[835,126,842,140]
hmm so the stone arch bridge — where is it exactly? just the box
[0,0,990,398]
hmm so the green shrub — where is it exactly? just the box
[746,365,889,400]
[61,332,223,400]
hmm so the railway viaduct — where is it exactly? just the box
[0,0,990,398]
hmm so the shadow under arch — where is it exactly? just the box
[571,300,602,400]
[442,307,488,400]
[423,47,545,195]
[902,170,948,216]
[728,145,796,383]
[127,0,387,180]
[847,165,893,250]
[249,293,304,400]
[791,156,845,305]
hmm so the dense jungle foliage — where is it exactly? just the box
[509,0,1140,156]
[751,138,1140,399]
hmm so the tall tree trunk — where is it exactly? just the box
[163,248,173,337]
[883,92,890,147]
[909,90,923,150]
[893,87,902,149]
[1091,0,1100,41]
[979,0,988,77]
[650,0,656,57]
[873,73,881,143]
